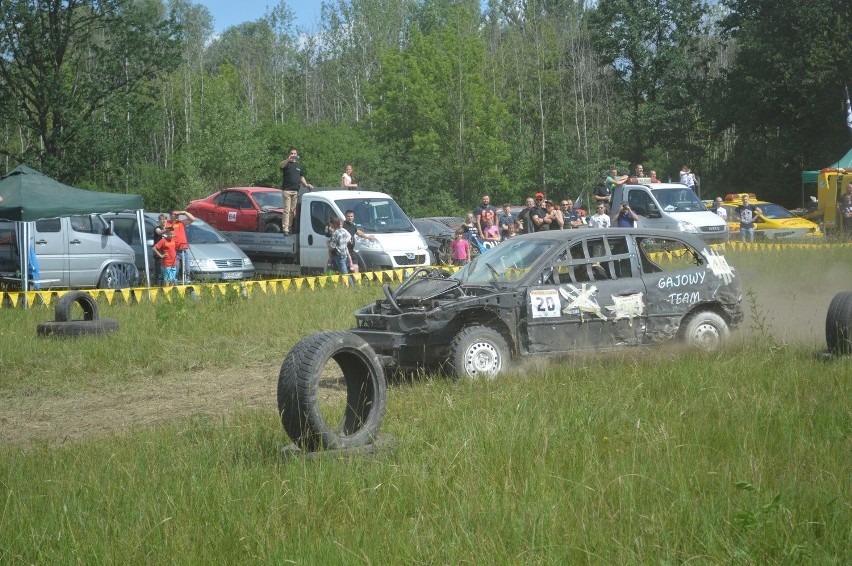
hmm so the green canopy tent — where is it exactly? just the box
[0,165,148,295]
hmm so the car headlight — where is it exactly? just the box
[356,237,382,250]
[189,258,216,270]
[677,221,699,233]
[243,257,253,267]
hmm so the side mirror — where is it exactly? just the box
[646,203,661,219]
[104,220,115,236]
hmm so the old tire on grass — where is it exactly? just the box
[680,311,729,352]
[277,331,387,452]
[447,326,510,380]
[54,291,99,323]
[37,318,119,338]
[825,291,852,355]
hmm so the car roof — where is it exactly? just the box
[511,227,711,248]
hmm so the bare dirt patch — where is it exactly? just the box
[0,363,281,448]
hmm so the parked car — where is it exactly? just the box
[104,212,254,283]
[186,187,284,233]
[351,228,743,378]
[412,218,458,265]
[709,193,823,240]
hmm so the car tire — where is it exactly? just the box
[825,291,852,355]
[680,311,729,352]
[54,291,99,323]
[264,223,282,233]
[37,318,119,337]
[277,331,387,452]
[98,262,138,289]
[447,326,510,380]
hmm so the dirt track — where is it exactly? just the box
[1,259,849,448]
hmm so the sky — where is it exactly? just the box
[196,0,323,34]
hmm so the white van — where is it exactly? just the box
[612,183,729,243]
[0,215,138,288]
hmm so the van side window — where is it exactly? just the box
[70,215,103,234]
[628,192,651,216]
[36,218,61,233]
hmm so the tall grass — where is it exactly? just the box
[0,247,850,563]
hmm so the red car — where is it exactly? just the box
[186,187,284,233]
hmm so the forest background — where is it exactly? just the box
[1,0,850,218]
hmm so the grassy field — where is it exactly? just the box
[0,246,850,563]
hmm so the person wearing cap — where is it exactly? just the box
[530,192,548,232]
[152,227,178,286]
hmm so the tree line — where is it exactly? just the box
[1,0,850,217]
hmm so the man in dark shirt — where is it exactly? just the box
[474,194,498,235]
[278,147,314,234]
[735,195,762,243]
[516,197,535,234]
[529,192,548,232]
[343,209,375,266]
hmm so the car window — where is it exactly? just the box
[252,191,283,209]
[636,236,703,274]
[310,201,337,234]
[628,191,652,216]
[185,220,228,244]
[36,218,61,233]
[111,217,138,244]
[70,215,105,234]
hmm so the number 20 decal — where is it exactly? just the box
[530,289,561,318]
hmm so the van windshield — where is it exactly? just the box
[335,197,415,233]
[650,188,706,212]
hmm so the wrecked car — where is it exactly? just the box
[351,228,742,378]
[277,228,742,451]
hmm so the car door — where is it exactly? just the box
[525,235,648,353]
[212,190,258,231]
[66,214,112,287]
[32,217,69,285]
[299,199,338,269]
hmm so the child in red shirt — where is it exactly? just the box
[153,228,177,286]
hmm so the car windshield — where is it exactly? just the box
[757,203,795,219]
[335,197,415,233]
[453,237,554,286]
[186,220,228,244]
[651,188,706,212]
[253,191,284,209]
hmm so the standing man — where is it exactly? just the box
[711,197,728,219]
[561,200,584,228]
[599,168,626,212]
[279,147,314,234]
[474,194,498,236]
[735,195,761,243]
[588,204,612,228]
[343,209,375,267]
[166,209,195,283]
[516,197,535,234]
[838,193,852,236]
[530,192,548,232]
[612,202,639,227]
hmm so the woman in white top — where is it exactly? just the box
[341,164,358,189]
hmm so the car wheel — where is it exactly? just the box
[264,223,282,233]
[825,291,852,355]
[680,311,729,352]
[277,331,387,452]
[98,262,138,289]
[448,326,510,380]
[53,291,99,322]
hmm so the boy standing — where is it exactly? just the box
[153,228,178,286]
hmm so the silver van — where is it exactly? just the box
[105,212,254,283]
[612,183,729,244]
[0,215,138,288]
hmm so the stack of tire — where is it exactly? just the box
[826,291,852,356]
[37,291,119,337]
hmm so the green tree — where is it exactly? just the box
[0,0,181,183]
[716,0,852,202]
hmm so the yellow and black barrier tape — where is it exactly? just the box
[2,241,850,309]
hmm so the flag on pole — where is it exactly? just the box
[845,85,852,135]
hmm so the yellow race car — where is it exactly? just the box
[709,193,823,240]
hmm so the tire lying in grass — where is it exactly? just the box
[825,291,852,355]
[37,318,120,337]
[447,326,510,380]
[277,331,387,452]
[37,290,118,338]
[53,291,99,322]
[680,311,729,352]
